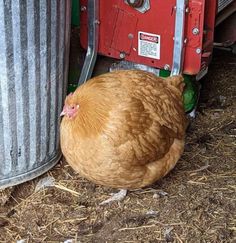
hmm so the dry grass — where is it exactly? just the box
[0,50,235,243]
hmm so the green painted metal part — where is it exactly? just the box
[68,70,80,93]
[71,0,80,26]
[159,70,198,112]
[68,0,80,93]
[182,75,198,112]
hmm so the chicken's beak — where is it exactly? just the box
[60,110,66,117]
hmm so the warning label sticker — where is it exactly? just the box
[138,31,160,59]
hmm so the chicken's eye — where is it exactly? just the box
[71,105,75,109]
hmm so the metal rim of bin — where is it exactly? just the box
[0,153,61,190]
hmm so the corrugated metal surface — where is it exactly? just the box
[0,0,71,189]
[218,0,234,12]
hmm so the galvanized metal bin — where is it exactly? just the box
[218,0,234,12]
[0,0,71,189]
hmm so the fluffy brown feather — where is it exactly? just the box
[60,70,188,189]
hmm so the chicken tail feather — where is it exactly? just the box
[166,75,185,93]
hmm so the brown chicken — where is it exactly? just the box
[60,70,188,204]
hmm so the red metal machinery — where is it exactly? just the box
[78,0,236,112]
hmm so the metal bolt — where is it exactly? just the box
[184,38,187,44]
[185,7,189,13]
[120,52,126,59]
[81,6,86,11]
[164,64,170,70]
[128,33,134,39]
[127,0,145,8]
[192,27,199,35]
[196,48,201,54]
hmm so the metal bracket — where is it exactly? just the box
[78,0,99,85]
[171,0,186,76]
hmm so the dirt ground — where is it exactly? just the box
[0,42,236,242]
